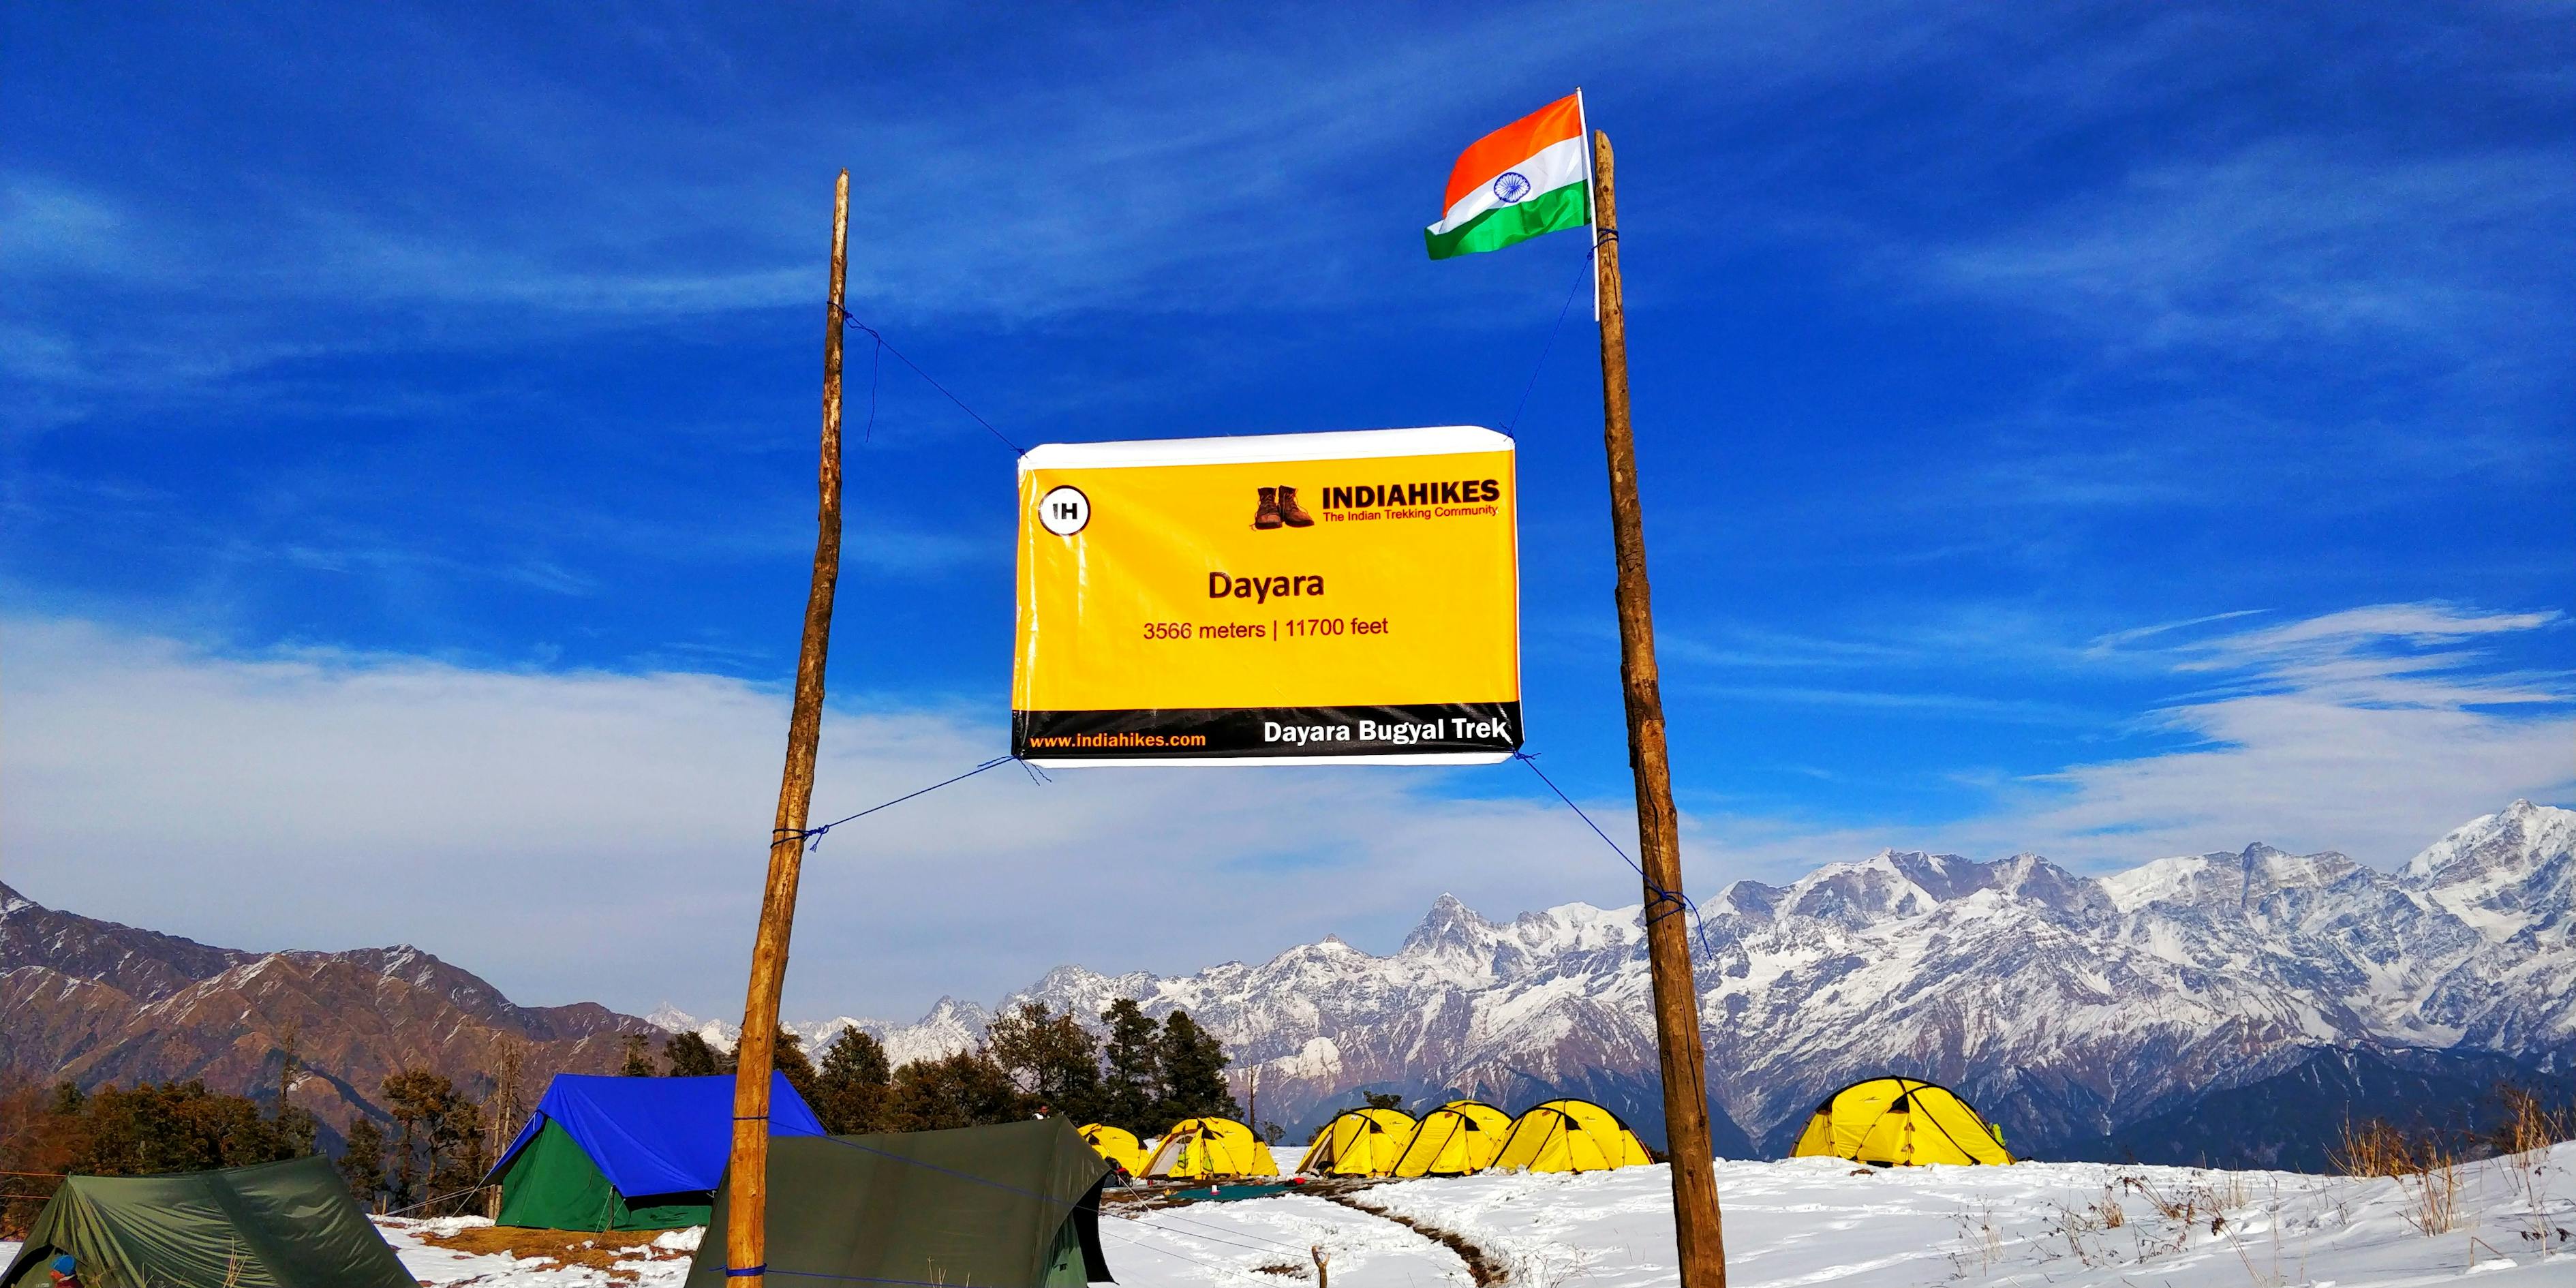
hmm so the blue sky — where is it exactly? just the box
[5,3,2571,1022]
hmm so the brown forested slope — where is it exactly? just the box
[0,882,654,1132]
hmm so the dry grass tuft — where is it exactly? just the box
[2494,1085,2573,1253]
[413,1225,684,1284]
[2329,1118,2416,1179]
[2495,1086,2571,1159]
[2328,1117,2465,1236]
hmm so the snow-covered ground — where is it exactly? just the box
[13,1146,2562,1287]
[1105,1147,2576,1288]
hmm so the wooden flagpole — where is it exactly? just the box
[726,168,850,1288]
[1589,130,1728,1288]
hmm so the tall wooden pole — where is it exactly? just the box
[1591,131,1728,1288]
[726,168,850,1288]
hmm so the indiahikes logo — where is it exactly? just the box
[1321,478,1503,510]
[1251,485,1314,530]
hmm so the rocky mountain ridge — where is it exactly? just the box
[10,801,2564,1163]
[658,800,2574,1159]
[0,883,652,1136]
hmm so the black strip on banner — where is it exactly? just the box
[1015,703,1522,760]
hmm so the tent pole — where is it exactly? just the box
[727,168,850,1288]
[1589,130,1728,1288]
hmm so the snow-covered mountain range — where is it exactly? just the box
[655,800,2575,1161]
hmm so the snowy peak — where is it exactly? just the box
[2404,800,2573,883]
[645,1002,706,1034]
[1989,853,2104,914]
[1776,850,1966,925]
[2100,851,2216,913]
[2403,800,2576,942]
[2100,843,2359,914]
[1505,902,1637,952]
[1398,893,1497,955]
[1711,879,1781,919]
[2241,843,2362,892]
[1403,899,1643,976]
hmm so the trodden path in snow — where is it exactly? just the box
[1105,1190,1475,1288]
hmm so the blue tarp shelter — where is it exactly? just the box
[487,1072,826,1230]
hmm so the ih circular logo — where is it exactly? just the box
[1491,171,1533,202]
[1037,485,1090,536]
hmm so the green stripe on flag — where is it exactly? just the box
[1425,182,1589,260]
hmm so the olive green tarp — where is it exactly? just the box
[1,1155,413,1288]
[685,1119,1114,1288]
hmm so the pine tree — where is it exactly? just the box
[663,1031,726,1077]
[340,1115,390,1209]
[617,1032,656,1077]
[885,1051,1028,1131]
[1098,999,1161,1133]
[74,1081,296,1176]
[814,1028,892,1134]
[484,1037,530,1218]
[1152,1011,1237,1124]
[1362,1092,1405,1112]
[821,1027,891,1086]
[270,1024,319,1156]
[986,1002,1103,1123]
[771,1028,820,1109]
[380,1069,485,1215]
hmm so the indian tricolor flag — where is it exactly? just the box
[1425,93,1591,260]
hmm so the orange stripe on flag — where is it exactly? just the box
[1443,94,1584,212]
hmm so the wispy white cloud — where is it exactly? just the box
[6,602,2563,1021]
[0,615,1644,1019]
[1925,144,2575,355]
[1965,602,2573,867]
[1651,602,2573,883]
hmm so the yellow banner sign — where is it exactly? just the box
[1013,426,1521,765]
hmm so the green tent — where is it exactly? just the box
[487,1071,825,1231]
[1,1155,414,1288]
[685,1119,1114,1288]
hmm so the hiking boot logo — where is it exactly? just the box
[1253,485,1314,531]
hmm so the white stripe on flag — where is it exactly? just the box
[1430,134,1590,234]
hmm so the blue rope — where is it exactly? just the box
[1502,244,1595,435]
[832,303,1024,455]
[861,329,882,444]
[778,756,1018,852]
[1513,752,1713,953]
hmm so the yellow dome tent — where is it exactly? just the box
[1296,1108,1417,1176]
[1390,1101,1514,1177]
[1491,1099,1653,1174]
[1138,1116,1278,1180]
[1790,1077,2012,1167]
[1079,1123,1148,1178]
